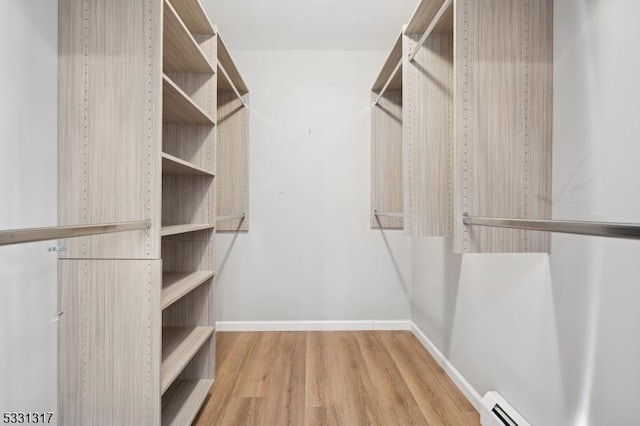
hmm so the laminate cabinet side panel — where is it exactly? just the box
[371,91,403,229]
[163,125,215,171]
[527,0,553,252]
[161,238,215,272]
[162,175,215,226]
[403,32,453,237]
[58,259,162,425]
[58,0,162,259]
[216,92,249,231]
[453,0,552,253]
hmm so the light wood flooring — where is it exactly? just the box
[194,331,479,425]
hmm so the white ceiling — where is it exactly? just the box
[201,0,418,50]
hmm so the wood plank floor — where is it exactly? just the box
[194,331,479,426]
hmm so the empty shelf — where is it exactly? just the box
[162,379,214,426]
[217,35,248,94]
[169,0,215,35]
[162,153,214,176]
[372,33,402,91]
[160,224,215,237]
[162,327,214,394]
[162,271,215,310]
[163,75,215,125]
[163,0,214,73]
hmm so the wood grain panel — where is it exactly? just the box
[58,259,162,425]
[371,91,403,229]
[162,175,215,226]
[162,379,214,426]
[163,74,215,124]
[217,91,249,231]
[162,152,215,176]
[372,33,403,91]
[161,234,215,271]
[58,0,162,260]
[406,0,447,34]
[163,283,216,381]
[217,35,248,94]
[162,271,215,309]
[161,326,214,393]
[453,0,553,253]
[163,0,214,73]
[403,32,454,236]
[169,0,215,35]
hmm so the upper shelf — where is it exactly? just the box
[406,0,449,34]
[163,74,215,125]
[217,35,248,94]
[372,33,403,92]
[168,0,215,36]
[163,0,215,73]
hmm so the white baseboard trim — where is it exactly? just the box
[410,321,483,412]
[217,319,412,332]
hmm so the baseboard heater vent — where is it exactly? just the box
[480,392,531,426]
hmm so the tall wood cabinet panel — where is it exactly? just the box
[403,17,453,237]
[216,37,250,232]
[57,0,249,423]
[58,259,163,425]
[452,0,553,253]
[370,35,403,230]
[58,0,162,260]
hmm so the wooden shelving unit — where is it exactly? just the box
[163,0,215,73]
[371,0,552,252]
[217,35,250,232]
[57,0,249,423]
[370,33,403,230]
[162,152,215,176]
[169,0,215,35]
[163,75,215,125]
[161,327,215,394]
[162,271,215,309]
[161,379,214,426]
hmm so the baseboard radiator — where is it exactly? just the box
[481,392,531,426]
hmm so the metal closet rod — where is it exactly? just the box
[372,59,402,106]
[374,210,404,218]
[0,220,151,246]
[462,214,640,240]
[218,61,247,107]
[408,0,453,62]
[217,213,246,221]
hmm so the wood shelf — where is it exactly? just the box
[161,327,214,394]
[162,379,214,426]
[406,0,448,34]
[163,74,215,125]
[163,0,215,73]
[372,33,402,92]
[162,271,215,310]
[169,0,215,36]
[217,35,248,94]
[160,224,215,237]
[162,153,215,176]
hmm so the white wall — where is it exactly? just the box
[215,50,412,324]
[411,1,640,425]
[0,0,58,418]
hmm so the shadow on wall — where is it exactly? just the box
[375,217,409,300]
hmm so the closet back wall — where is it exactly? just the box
[0,0,58,416]
[215,50,412,326]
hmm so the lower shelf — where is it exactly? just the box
[162,327,215,394]
[162,379,213,426]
